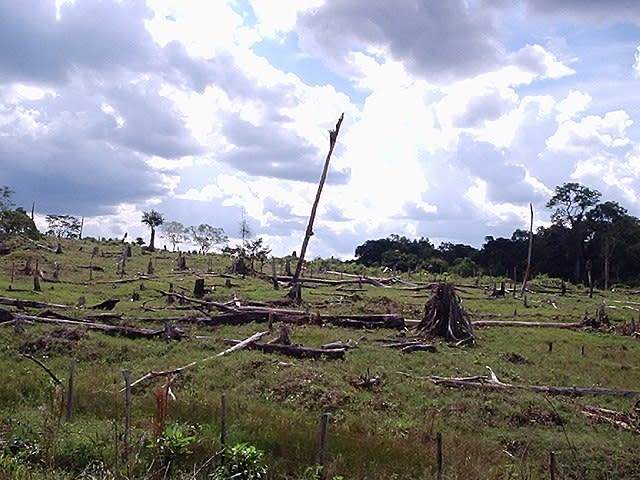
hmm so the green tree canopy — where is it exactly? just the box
[141,210,164,252]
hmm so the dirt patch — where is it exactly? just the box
[363,296,402,313]
[510,405,563,427]
[20,327,86,355]
[500,352,528,364]
[263,368,350,411]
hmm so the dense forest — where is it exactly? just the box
[354,183,640,287]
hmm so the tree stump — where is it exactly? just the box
[416,283,475,343]
[193,279,205,298]
[284,259,292,276]
[177,254,187,271]
[147,259,154,275]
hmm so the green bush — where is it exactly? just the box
[210,442,267,480]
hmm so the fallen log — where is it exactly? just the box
[94,275,155,284]
[322,313,405,329]
[2,310,186,340]
[400,344,437,353]
[580,404,640,434]
[0,296,71,309]
[473,320,583,329]
[223,339,345,360]
[156,290,236,313]
[424,367,640,399]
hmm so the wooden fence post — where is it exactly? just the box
[122,370,132,470]
[549,451,557,480]
[220,393,227,465]
[317,413,330,479]
[435,432,443,480]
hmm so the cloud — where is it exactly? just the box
[0,0,155,85]
[220,113,350,183]
[525,0,640,23]
[297,0,506,82]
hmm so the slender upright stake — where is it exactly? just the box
[65,359,77,421]
[79,216,84,240]
[271,258,279,290]
[549,451,557,480]
[122,370,132,468]
[521,203,534,297]
[317,412,331,479]
[220,393,227,465]
[435,432,443,480]
[291,114,344,301]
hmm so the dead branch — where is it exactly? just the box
[0,296,72,309]
[21,353,63,386]
[124,330,269,390]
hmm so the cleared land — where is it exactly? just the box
[0,236,639,479]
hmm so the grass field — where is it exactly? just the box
[0,236,639,479]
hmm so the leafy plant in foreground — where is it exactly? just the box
[210,442,267,480]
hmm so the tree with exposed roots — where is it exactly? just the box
[416,283,475,344]
[141,210,164,252]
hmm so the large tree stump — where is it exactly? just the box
[416,283,475,343]
[193,278,205,298]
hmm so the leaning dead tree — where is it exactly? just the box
[415,283,475,344]
[520,202,534,297]
[289,113,345,303]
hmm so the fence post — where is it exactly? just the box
[220,393,227,464]
[122,370,132,470]
[65,359,77,421]
[549,451,557,480]
[435,432,443,480]
[317,413,330,479]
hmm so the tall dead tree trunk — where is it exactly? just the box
[289,113,344,303]
[521,203,534,297]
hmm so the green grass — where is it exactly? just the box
[0,237,639,478]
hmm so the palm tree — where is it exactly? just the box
[141,210,164,252]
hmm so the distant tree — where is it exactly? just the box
[0,208,39,240]
[160,221,188,251]
[450,257,479,277]
[135,237,145,246]
[0,186,14,211]
[239,211,252,256]
[190,224,228,254]
[587,201,629,290]
[546,182,601,283]
[46,214,82,238]
[245,237,271,271]
[141,210,164,252]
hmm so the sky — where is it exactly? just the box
[2,0,640,258]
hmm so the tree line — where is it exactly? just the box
[354,183,640,287]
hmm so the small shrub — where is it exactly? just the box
[151,423,198,468]
[210,442,267,480]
